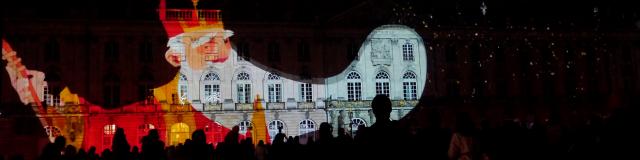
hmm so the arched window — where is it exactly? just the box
[346,71,362,101]
[299,119,315,140]
[137,124,155,143]
[170,123,190,145]
[402,71,418,100]
[375,71,390,97]
[236,72,252,103]
[44,126,62,142]
[202,72,221,103]
[350,118,367,136]
[178,73,188,104]
[266,73,282,102]
[268,120,286,143]
[238,121,253,135]
[103,124,117,149]
[402,43,414,61]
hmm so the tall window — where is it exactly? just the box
[236,72,252,103]
[104,41,119,62]
[402,43,414,61]
[237,42,250,61]
[346,42,359,61]
[299,119,315,139]
[170,123,190,145]
[346,71,362,101]
[43,85,51,106]
[178,74,188,104]
[299,83,312,102]
[266,73,282,102]
[268,120,286,143]
[103,124,116,149]
[375,71,390,96]
[446,45,457,63]
[403,71,418,100]
[202,72,221,103]
[139,40,152,63]
[267,42,280,62]
[138,71,154,101]
[238,121,253,135]
[103,73,120,107]
[350,118,366,136]
[298,42,310,62]
[44,126,62,142]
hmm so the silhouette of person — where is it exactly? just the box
[360,95,399,143]
[39,136,66,160]
[448,112,479,160]
[357,94,408,159]
[111,128,131,160]
[140,129,165,160]
[186,129,212,160]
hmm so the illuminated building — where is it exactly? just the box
[0,1,426,153]
[4,0,639,159]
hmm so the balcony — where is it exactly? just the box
[327,100,419,109]
[328,100,370,109]
[297,102,315,109]
[41,105,86,114]
[162,9,221,21]
[267,102,285,110]
[170,104,193,112]
[392,99,419,108]
[203,103,223,111]
[235,103,253,111]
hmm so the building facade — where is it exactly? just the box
[30,23,425,151]
[1,5,426,152]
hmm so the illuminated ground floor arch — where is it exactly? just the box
[170,123,190,145]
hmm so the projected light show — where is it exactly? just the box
[2,0,639,159]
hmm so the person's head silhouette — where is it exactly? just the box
[191,129,206,144]
[371,94,392,124]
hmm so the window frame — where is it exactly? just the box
[346,71,362,101]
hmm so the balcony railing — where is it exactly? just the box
[298,102,315,109]
[203,103,223,111]
[32,99,416,115]
[235,103,253,111]
[170,104,193,112]
[328,100,419,108]
[162,9,221,21]
[267,102,285,110]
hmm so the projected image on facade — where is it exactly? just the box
[1,0,427,152]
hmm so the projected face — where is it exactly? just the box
[165,28,233,71]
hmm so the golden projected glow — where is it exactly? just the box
[170,123,190,145]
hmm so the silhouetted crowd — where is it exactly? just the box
[2,95,638,160]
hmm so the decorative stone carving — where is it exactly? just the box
[370,39,392,65]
